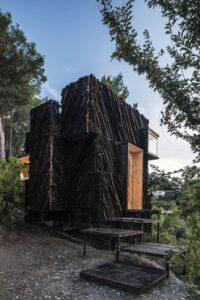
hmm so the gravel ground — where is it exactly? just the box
[0,224,193,300]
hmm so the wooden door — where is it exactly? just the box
[127,144,143,209]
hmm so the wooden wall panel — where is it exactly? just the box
[127,145,143,210]
[133,151,143,209]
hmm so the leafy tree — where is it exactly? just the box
[178,166,200,215]
[100,72,129,101]
[149,164,200,285]
[149,165,182,199]
[162,215,188,239]
[186,213,200,285]
[0,11,46,159]
[97,0,200,160]
[4,97,43,157]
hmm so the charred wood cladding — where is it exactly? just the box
[25,75,153,225]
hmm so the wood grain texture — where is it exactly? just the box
[81,227,143,237]
[123,243,187,257]
[128,145,143,210]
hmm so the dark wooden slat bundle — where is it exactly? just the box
[60,75,150,224]
[61,75,148,144]
[63,137,101,224]
[26,101,71,212]
[25,74,151,225]
[30,100,60,137]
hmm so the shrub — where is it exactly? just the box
[162,215,188,239]
[0,157,24,226]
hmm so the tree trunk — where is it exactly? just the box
[0,116,6,160]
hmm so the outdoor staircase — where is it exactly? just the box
[80,209,187,294]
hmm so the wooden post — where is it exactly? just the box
[130,222,133,244]
[157,212,160,243]
[116,236,120,262]
[83,233,87,256]
[109,234,112,251]
[140,223,144,242]
[166,258,170,277]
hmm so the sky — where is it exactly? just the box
[0,0,195,172]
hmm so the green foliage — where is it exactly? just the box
[170,214,200,287]
[100,72,129,101]
[187,289,200,300]
[98,0,200,160]
[176,167,200,218]
[4,97,43,157]
[0,157,24,226]
[12,97,43,156]
[0,11,46,159]
[149,165,182,204]
[150,164,200,288]
[186,214,200,285]
[163,215,188,239]
[0,11,46,109]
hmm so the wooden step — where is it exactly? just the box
[81,262,167,293]
[122,242,187,257]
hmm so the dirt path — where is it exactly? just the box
[0,224,190,300]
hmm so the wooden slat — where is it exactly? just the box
[123,242,187,257]
[81,227,143,238]
[110,217,160,224]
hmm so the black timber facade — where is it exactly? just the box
[25,75,151,225]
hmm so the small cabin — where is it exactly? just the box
[24,75,159,225]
